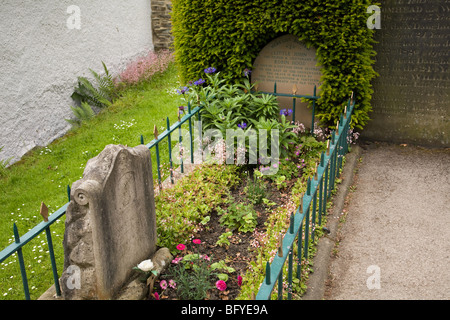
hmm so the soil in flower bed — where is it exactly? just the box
[150,171,299,300]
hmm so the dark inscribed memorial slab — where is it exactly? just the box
[251,34,322,127]
[364,0,449,147]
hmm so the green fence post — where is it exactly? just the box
[304,207,310,261]
[311,85,316,135]
[292,97,296,124]
[277,272,283,300]
[188,102,194,164]
[297,220,303,279]
[311,171,318,242]
[287,212,294,300]
[319,182,324,226]
[337,115,344,170]
[265,262,271,285]
[329,131,336,192]
[304,178,311,260]
[197,109,202,164]
[67,185,71,202]
[166,117,174,184]
[153,126,162,188]
[297,195,304,279]
[178,113,184,174]
[45,227,61,297]
[333,130,339,188]
[13,223,30,300]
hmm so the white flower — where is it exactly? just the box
[137,259,154,272]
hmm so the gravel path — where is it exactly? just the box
[325,143,450,300]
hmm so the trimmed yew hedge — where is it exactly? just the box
[171,0,378,129]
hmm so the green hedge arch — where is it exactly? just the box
[171,0,378,129]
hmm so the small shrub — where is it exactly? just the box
[65,101,95,127]
[244,175,267,205]
[71,61,116,109]
[217,202,257,233]
[167,251,215,300]
[183,70,279,134]
[216,231,233,247]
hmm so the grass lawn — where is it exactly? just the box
[0,63,182,300]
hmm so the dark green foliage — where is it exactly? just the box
[171,0,378,128]
[65,102,95,127]
[71,61,116,109]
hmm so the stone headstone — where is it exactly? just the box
[363,0,449,147]
[61,144,157,300]
[251,34,322,127]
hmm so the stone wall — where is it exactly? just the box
[151,0,174,51]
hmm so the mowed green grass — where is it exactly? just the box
[0,63,182,299]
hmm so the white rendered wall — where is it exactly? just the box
[0,1,153,164]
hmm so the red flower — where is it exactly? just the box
[216,280,227,291]
[176,244,186,251]
[192,239,202,245]
[237,275,243,287]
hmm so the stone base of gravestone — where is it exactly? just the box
[39,247,173,300]
[60,144,157,300]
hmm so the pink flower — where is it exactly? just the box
[153,292,160,300]
[169,279,177,289]
[237,275,243,287]
[176,244,186,251]
[172,257,183,264]
[216,280,227,291]
[202,254,210,261]
[192,239,202,245]
[118,50,174,85]
[160,280,168,290]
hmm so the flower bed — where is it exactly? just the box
[146,132,328,300]
[136,67,340,300]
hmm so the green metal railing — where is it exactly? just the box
[256,93,355,300]
[258,82,319,135]
[143,103,203,187]
[0,203,69,300]
[0,104,203,300]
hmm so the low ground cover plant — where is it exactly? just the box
[151,142,329,300]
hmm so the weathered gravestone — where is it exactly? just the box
[60,144,157,300]
[364,0,449,147]
[251,34,323,127]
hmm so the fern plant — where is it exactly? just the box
[71,61,116,109]
[65,102,95,127]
